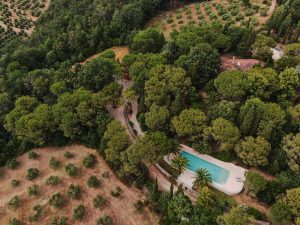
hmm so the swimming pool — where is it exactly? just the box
[180,151,230,184]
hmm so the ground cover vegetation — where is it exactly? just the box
[0,0,299,224]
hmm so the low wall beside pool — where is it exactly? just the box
[164,144,247,196]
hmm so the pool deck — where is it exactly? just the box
[164,144,247,196]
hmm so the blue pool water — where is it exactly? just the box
[180,151,229,184]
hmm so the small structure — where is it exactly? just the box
[271,47,284,61]
[221,56,261,71]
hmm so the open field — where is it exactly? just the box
[147,0,275,36]
[0,145,159,225]
[0,0,50,46]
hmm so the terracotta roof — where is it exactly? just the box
[221,57,260,71]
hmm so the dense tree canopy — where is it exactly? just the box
[176,43,220,87]
[144,65,193,115]
[282,133,300,172]
[235,136,271,166]
[204,118,240,151]
[172,109,207,138]
[130,28,165,54]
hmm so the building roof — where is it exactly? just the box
[221,57,261,71]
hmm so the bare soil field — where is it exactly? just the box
[0,145,159,225]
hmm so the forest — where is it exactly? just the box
[0,0,300,224]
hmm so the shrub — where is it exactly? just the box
[64,151,74,159]
[245,171,267,197]
[96,216,113,225]
[176,14,182,19]
[82,154,96,168]
[111,186,122,198]
[270,202,292,225]
[6,158,20,169]
[93,194,106,209]
[8,195,20,209]
[102,171,109,178]
[167,17,173,24]
[46,176,61,185]
[73,205,85,220]
[49,157,61,169]
[11,179,20,187]
[28,151,38,159]
[65,163,78,177]
[235,13,244,21]
[245,206,267,221]
[231,8,239,16]
[87,175,101,188]
[48,193,64,208]
[28,204,42,222]
[260,9,268,16]
[26,168,40,180]
[50,216,68,225]
[28,184,40,196]
[9,218,21,225]
[67,184,81,200]
[134,200,144,213]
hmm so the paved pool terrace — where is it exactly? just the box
[164,144,247,195]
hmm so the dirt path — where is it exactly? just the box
[0,145,159,225]
[78,46,129,66]
[234,192,269,216]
